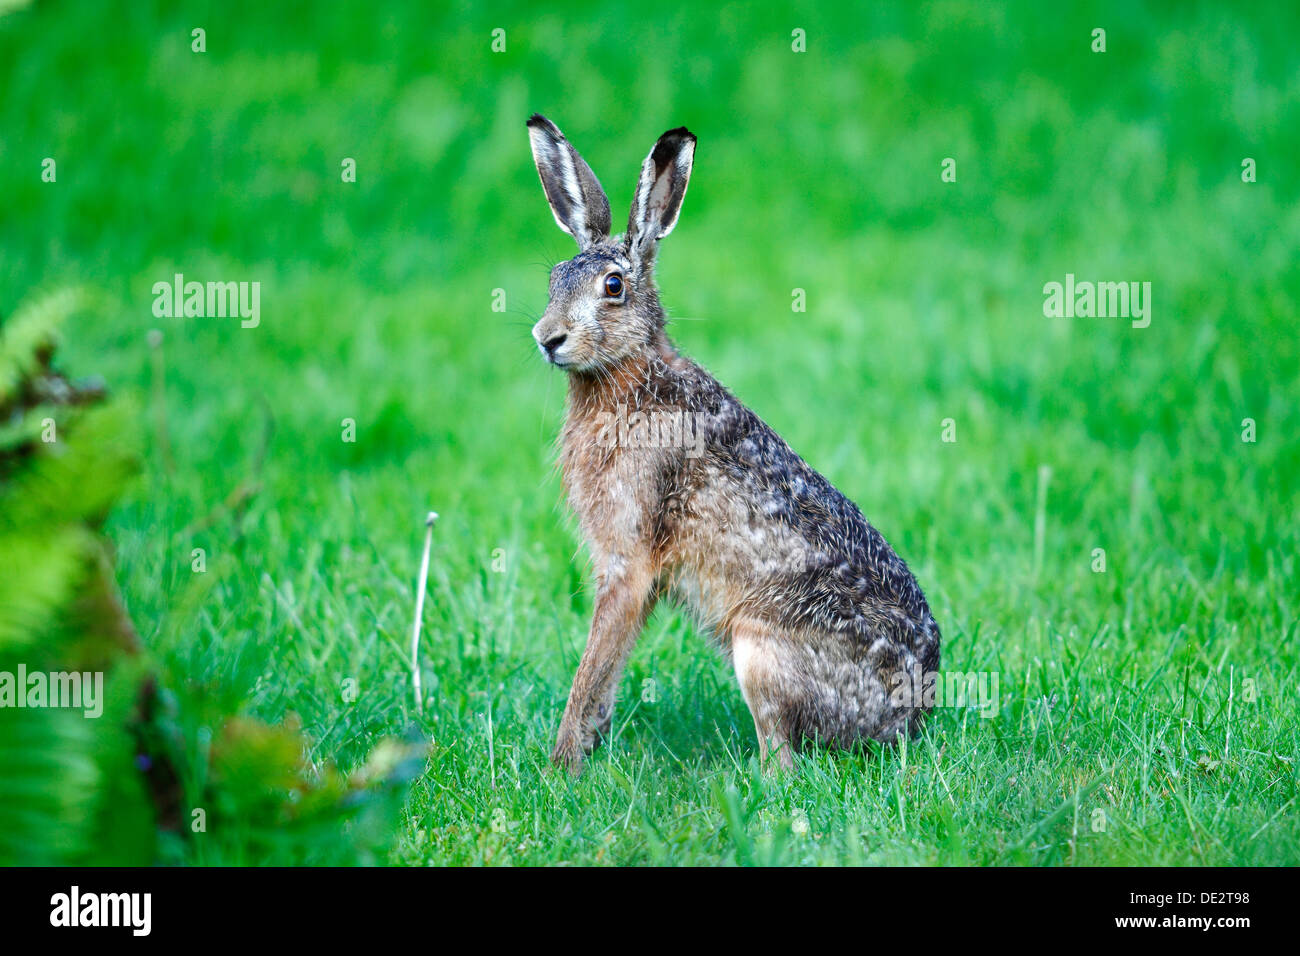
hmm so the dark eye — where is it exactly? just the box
[604,273,624,298]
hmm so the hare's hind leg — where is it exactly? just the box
[731,620,794,771]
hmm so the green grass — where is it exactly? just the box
[2,0,1298,865]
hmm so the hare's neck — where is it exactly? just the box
[566,332,679,417]
[567,360,648,418]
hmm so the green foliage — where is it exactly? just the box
[0,288,149,864]
[0,289,420,865]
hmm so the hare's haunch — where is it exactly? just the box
[527,115,941,773]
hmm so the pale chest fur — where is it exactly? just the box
[561,409,809,642]
[559,411,664,570]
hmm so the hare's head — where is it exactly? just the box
[527,114,695,372]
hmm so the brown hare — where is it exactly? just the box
[527,114,940,773]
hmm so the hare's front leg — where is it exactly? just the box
[551,554,656,774]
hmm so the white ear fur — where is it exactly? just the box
[627,128,696,257]
[527,115,611,250]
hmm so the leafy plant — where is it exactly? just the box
[0,289,421,865]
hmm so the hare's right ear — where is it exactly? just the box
[527,115,611,251]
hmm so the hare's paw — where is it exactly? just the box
[550,725,593,775]
[550,736,584,775]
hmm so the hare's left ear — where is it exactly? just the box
[527,114,611,251]
[626,127,696,260]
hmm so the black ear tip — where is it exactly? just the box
[649,127,697,168]
[527,113,558,133]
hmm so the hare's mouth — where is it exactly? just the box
[539,347,572,369]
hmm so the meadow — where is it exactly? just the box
[1,0,1297,865]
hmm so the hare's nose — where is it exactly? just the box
[541,333,567,355]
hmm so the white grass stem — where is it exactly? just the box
[410,511,438,714]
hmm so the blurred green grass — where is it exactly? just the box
[1,0,1297,864]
